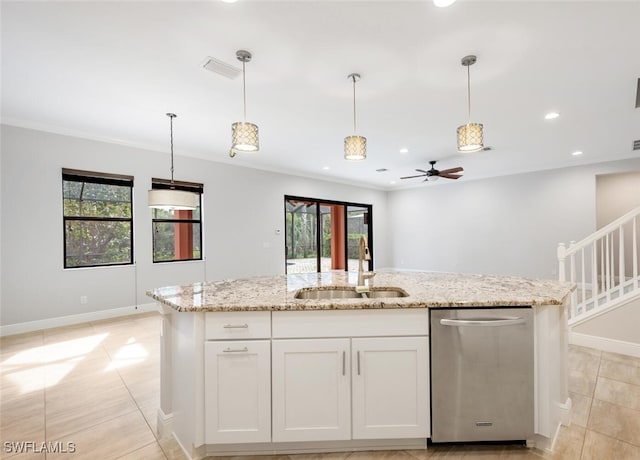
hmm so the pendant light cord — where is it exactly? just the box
[168,113,175,184]
[467,64,472,123]
[242,60,247,122]
[352,74,357,134]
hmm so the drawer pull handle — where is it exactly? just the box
[357,350,361,375]
[342,351,346,376]
[223,347,249,353]
[223,323,249,329]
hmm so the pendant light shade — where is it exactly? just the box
[457,55,484,153]
[148,113,198,210]
[231,121,259,152]
[344,135,367,160]
[230,50,259,157]
[344,73,366,160]
[148,189,198,210]
[457,123,484,153]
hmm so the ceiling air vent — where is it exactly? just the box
[634,139,640,151]
[202,56,241,79]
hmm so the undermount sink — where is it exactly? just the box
[294,286,409,300]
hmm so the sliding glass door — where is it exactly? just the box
[285,196,372,274]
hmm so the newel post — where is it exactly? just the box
[557,243,566,282]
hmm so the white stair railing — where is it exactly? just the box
[558,206,640,325]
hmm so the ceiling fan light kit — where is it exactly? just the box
[230,49,259,157]
[344,73,367,160]
[457,54,484,153]
[148,113,198,210]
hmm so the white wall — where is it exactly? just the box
[573,297,640,345]
[388,158,640,279]
[0,125,389,328]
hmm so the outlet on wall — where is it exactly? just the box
[80,295,88,304]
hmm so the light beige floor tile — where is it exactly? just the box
[43,352,117,388]
[46,377,138,440]
[288,454,351,460]
[601,351,640,369]
[48,410,156,460]
[0,448,46,460]
[158,437,189,460]
[0,362,45,402]
[568,391,592,427]
[500,446,546,459]
[568,369,596,398]
[406,445,460,459]
[587,399,640,447]
[346,451,420,459]
[598,357,640,386]
[594,376,640,411]
[581,429,640,460]
[115,441,167,460]
[42,323,98,344]
[567,347,601,377]
[549,424,585,460]
[451,445,505,458]
[0,331,43,358]
[0,391,45,446]
[138,400,160,439]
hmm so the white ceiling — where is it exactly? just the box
[2,0,640,190]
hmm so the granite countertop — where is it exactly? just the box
[146,270,575,312]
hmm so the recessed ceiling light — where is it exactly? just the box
[399,148,409,154]
[221,0,239,3]
[544,112,560,120]
[322,166,330,170]
[572,150,583,156]
[390,181,396,185]
[433,0,456,7]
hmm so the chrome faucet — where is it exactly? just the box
[356,235,375,293]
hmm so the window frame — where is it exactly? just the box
[62,168,134,269]
[151,178,204,264]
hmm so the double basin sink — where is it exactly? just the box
[294,286,409,300]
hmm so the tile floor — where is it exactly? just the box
[1,312,639,459]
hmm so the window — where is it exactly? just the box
[151,179,203,263]
[62,168,134,268]
[284,195,372,274]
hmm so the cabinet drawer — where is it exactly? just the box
[205,311,271,340]
[272,309,428,338]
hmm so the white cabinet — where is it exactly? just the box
[272,338,351,442]
[204,340,271,444]
[351,337,430,439]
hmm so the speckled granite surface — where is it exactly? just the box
[146,270,574,312]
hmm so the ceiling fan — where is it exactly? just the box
[400,160,463,182]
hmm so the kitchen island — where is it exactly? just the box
[148,270,574,459]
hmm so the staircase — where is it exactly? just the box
[557,206,640,326]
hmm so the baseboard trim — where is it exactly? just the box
[0,302,160,337]
[157,408,173,440]
[570,331,640,358]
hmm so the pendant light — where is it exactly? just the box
[148,113,198,210]
[457,55,484,153]
[344,73,367,161]
[230,49,259,158]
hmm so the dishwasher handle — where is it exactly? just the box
[440,317,526,327]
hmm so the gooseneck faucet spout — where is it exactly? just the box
[356,235,375,293]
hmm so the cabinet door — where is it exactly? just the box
[204,340,271,443]
[272,338,351,442]
[352,337,430,439]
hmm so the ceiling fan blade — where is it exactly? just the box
[400,174,427,179]
[439,173,462,180]
[439,166,463,174]
[415,169,429,174]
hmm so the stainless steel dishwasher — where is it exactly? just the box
[430,307,534,443]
